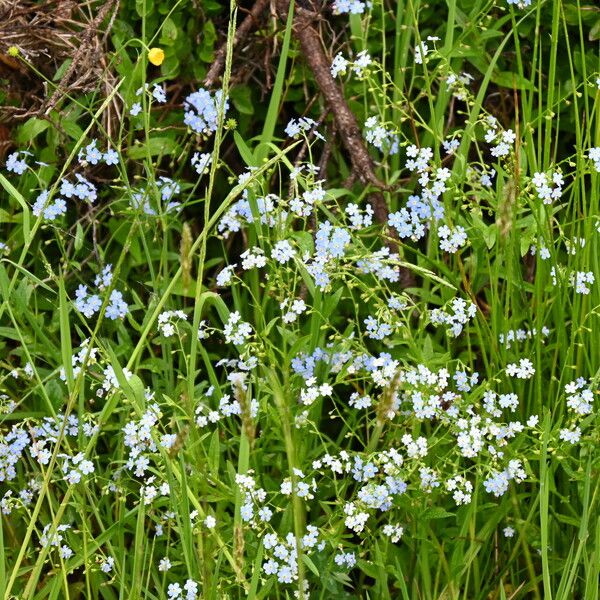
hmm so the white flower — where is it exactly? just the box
[223,312,253,345]
[506,359,535,379]
[100,556,115,573]
[352,50,372,77]
[204,515,216,529]
[414,41,428,64]
[191,152,212,175]
[159,557,172,571]
[331,53,349,77]
[272,240,295,264]
[559,427,581,444]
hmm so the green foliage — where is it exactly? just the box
[1,0,600,599]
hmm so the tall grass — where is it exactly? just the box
[1,0,600,598]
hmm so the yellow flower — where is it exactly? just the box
[148,48,165,66]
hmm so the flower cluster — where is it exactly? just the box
[166,579,200,599]
[130,83,167,116]
[281,298,307,323]
[6,151,32,174]
[333,0,366,14]
[74,265,128,320]
[130,177,181,216]
[569,270,595,295]
[551,266,596,295]
[484,460,526,497]
[191,152,211,175]
[262,528,322,585]
[272,239,296,263]
[532,170,564,204]
[183,88,228,134]
[30,173,98,221]
[364,315,393,340]
[291,346,353,380]
[157,310,188,337]
[345,202,374,229]
[289,178,326,216]
[122,404,162,477]
[223,311,253,345]
[382,523,404,543]
[60,452,95,485]
[334,551,357,568]
[298,378,333,407]
[387,146,448,243]
[78,139,119,166]
[414,36,439,65]
[330,52,349,77]
[1,426,31,482]
[499,326,550,349]
[218,174,281,238]
[239,246,267,270]
[32,190,66,220]
[484,117,516,158]
[429,297,477,337]
[445,71,474,101]
[446,475,474,505]
[195,383,258,429]
[285,117,324,140]
[438,224,468,253]
[506,359,535,379]
[280,468,317,500]
[560,378,595,444]
[506,0,532,7]
[39,523,73,559]
[589,147,600,172]
[364,117,399,154]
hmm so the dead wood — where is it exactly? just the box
[204,0,272,88]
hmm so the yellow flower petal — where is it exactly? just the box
[148,48,165,66]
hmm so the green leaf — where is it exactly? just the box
[199,20,217,62]
[230,85,254,115]
[208,429,220,476]
[322,287,344,319]
[62,119,84,141]
[234,131,257,167]
[58,277,74,390]
[75,222,84,252]
[0,174,30,241]
[45,379,64,410]
[52,59,72,82]
[127,137,178,159]
[302,554,320,577]
[16,118,50,143]
[135,0,154,18]
[483,223,497,249]
[491,71,535,91]
[421,507,454,520]
[160,17,178,45]
[11,277,32,316]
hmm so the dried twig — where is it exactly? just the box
[277,0,414,284]
[203,0,271,88]
[40,0,118,115]
[275,1,392,219]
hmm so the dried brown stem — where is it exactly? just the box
[40,0,118,115]
[278,1,389,191]
[279,1,414,284]
[275,1,396,233]
[203,0,271,88]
